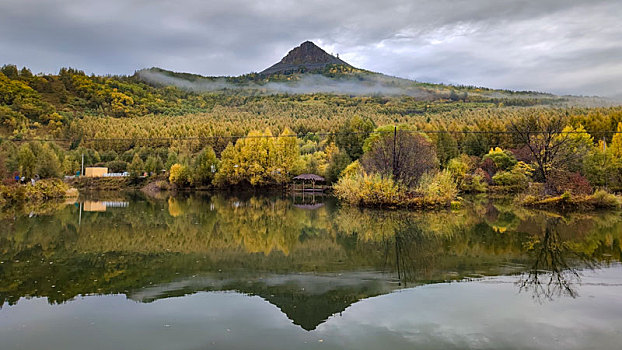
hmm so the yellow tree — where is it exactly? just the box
[555,124,593,172]
[610,122,622,157]
[239,130,268,185]
[214,142,242,186]
[274,127,299,182]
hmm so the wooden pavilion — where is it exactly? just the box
[292,174,326,192]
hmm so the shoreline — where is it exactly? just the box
[3,176,621,213]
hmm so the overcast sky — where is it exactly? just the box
[1,0,621,97]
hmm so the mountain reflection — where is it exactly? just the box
[1,193,621,330]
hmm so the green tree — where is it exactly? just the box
[144,156,163,176]
[434,131,459,166]
[19,67,33,79]
[100,150,118,162]
[326,149,352,183]
[556,124,593,172]
[106,160,128,173]
[584,141,621,188]
[36,143,62,178]
[128,153,144,178]
[462,132,490,157]
[335,116,376,160]
[165,152,179,170]
[214,142,241,186]
[0,150,7,179]
[192,146,218,185]
[17,144,36,178]
[1,65,19,79]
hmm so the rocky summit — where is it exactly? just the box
[260,41,351,75]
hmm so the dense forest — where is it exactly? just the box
[2,63,622,207]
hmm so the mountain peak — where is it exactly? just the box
[260,41,350,75]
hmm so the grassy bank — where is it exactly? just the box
[65,176,161,191]
[0,179,78,205]
[517,190,622,210]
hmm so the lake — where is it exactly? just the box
[1,192,621,350]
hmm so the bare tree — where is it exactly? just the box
[510,114,581,181]
[360,130,438,188]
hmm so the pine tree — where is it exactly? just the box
[128,153,145,178]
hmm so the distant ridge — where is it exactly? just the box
[260,41,351,75]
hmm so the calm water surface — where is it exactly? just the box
[1,192,621,349]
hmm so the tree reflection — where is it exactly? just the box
[391,220,438,286]
[1,193,621,310]
[517,221,599,302]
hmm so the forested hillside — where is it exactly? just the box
[2,61,622,208]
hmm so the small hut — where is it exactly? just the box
[292,174,325,192]
[85,167,108,178]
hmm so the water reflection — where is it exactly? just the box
[1,193,621,330]
[82,200,129,212]
[517,221,600,301]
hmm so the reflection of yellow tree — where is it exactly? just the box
[167,197,183,217]
[216,196,311,255]
[334,206,467,242]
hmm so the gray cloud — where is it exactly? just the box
[0,0,621,97]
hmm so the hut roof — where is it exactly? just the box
[293,174,325,182]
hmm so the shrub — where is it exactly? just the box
[333,172,404,207]
[545,169,592,195]
[483,147,517,171]
[446,155,471,181]
[416,170,458,203]
[340,160,362,179]
[591,190,621,208]
[492,161,533,191]
[461,173,488,193]
[0,179,70,204]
